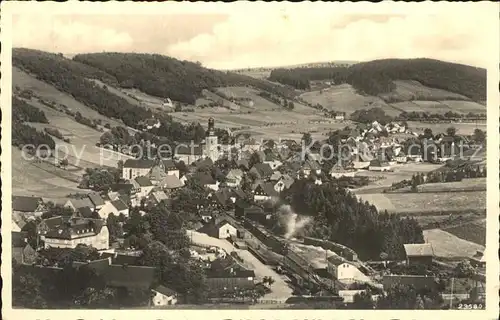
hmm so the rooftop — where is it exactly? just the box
[403,243,434,257]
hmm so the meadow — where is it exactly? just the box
[13,67,124,128]
[423,228,484,258]
[442,220,486,246]
[299,84,402,116]
[380,80,470,102]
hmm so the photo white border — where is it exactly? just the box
[1,1,499,319]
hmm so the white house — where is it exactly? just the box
[225,169,244,187]
[330,164,357,179]
[122,159,155,180]
[253,183,278,202]
[151,285,178,306]
[42,218,109,250]
[327,256,369,284]
[217,220,238,239]
[133,176,155,202]
[98,199,129,220]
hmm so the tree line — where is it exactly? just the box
[13,48,153,128]
[269,58,486,102]
[73,52,297,105]
[281,180,425,260]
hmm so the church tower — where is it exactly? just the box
[205,117,219,161]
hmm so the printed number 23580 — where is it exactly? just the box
[458,304,483,310]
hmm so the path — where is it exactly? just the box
[187,230,293,302]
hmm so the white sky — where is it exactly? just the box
[10,3,496,70]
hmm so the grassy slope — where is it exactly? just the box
[12,67,135,201]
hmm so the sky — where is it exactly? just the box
[11,8,494,70]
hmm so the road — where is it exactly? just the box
[187,230,293,302]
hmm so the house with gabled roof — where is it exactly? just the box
[150,191,169,205]
[249,163,274,180]
[158,174,184,192]
[263,152,283,170]
[404,243,434,266]
[64,198,95,212]
[197,219,238,239]
[42,217,109,250]
[134,176,154,202]
[88,192,105,210]
[253,182,279,202]
[122,159,156,180]
[13,196,46,216]
[330,163,357,179]
[234,159,249,171]
[301,159,322,178]
[174,144,204,165]
[273,174,295,193]
[192,172,219,191]
[226,168,244,187]
[97,197,129,219]
[151,285,178,306]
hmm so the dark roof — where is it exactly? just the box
[88,192,105,207]
[211,257,238,271]
[216,219,234,229]
[44,218,104,240]
[252,163,274,177]
[110,183,134,193]
[196,223,218,237]
[111,199,128,211]
[231,188,246,199]
[154,285,177,297]
[193,157,214,169]
[123,159,155,169]
[236,159,249,169]
[103,265,156,289]
[176,144,203,156]
[135,176,153,187]
[76,206,94,218]
[235,198,252,209]
[162,159,177,170]
[193,172,216,185]
[255,183,278,197]
[12,195,43,212]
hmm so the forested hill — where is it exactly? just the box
[73,52,296,104]
[269,58,486,101]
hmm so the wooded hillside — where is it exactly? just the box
[73,52,297,104]
[270,58,486,101]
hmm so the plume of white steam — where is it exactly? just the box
[278,204,312,239]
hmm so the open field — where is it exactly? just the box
[170,109,348,140]
[13,67,124,128]
[90,79,173,114]
[440,100,486,113]
[12,148,83,202]
[442,220,486,246]
[416,178,486,193]
[407,121,486,135]
[354,162,444,192]
[215,87,317,114]
[380,80,470,102]
[423,228,484,258]
[299,84,402,116]
[384,191,486,214]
